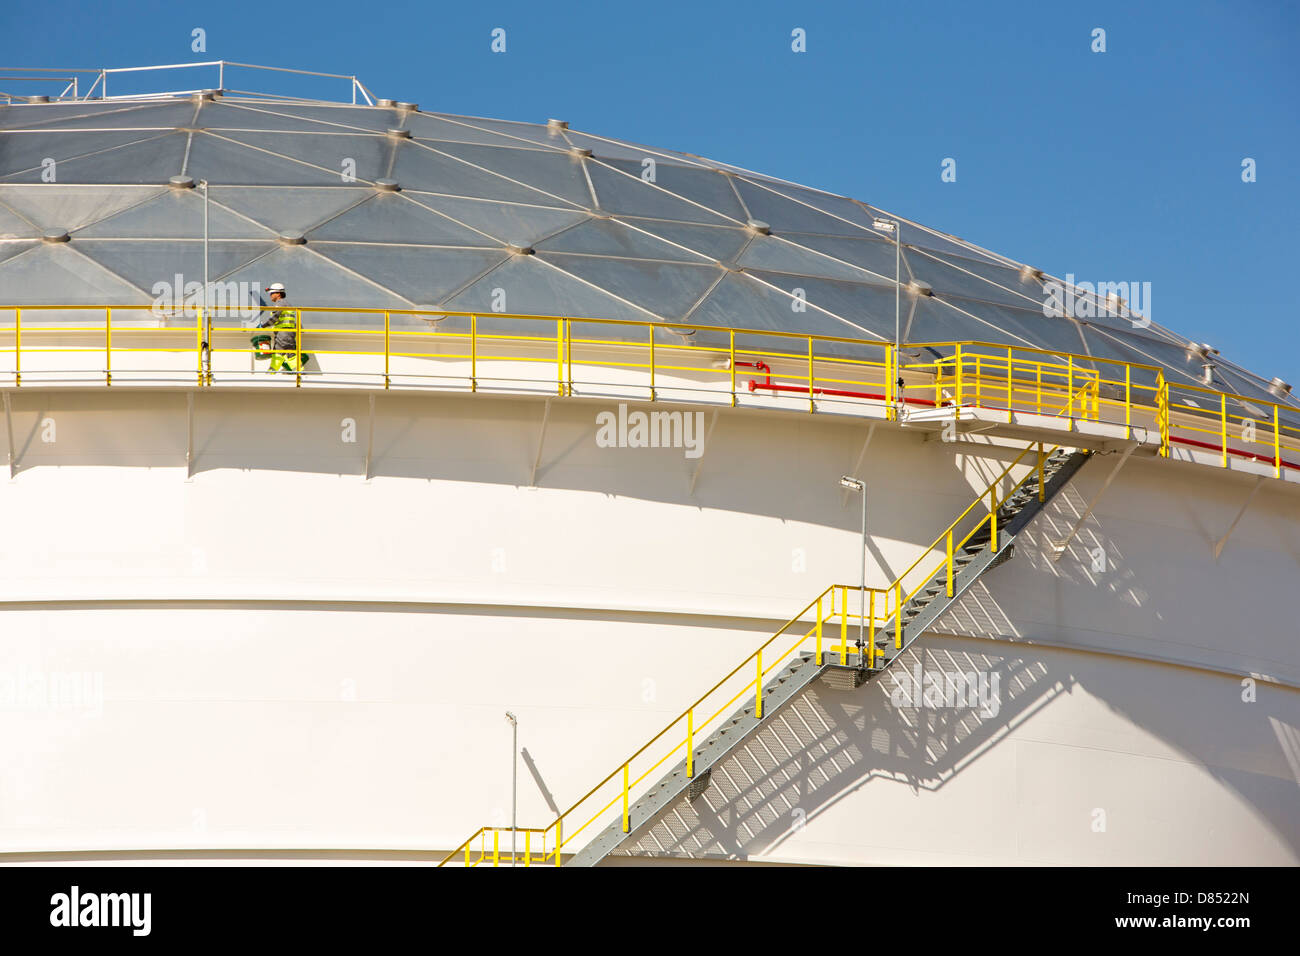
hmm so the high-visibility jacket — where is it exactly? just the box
[253,304,311,371]
[258,306,300,353]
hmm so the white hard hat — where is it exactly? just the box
[266,282,286,293]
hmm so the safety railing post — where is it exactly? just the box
[1006,347,1013,423]
[893,583,902,649]
[622,764,630,833]
[885,345,892,419]
[686,708,694,778]
[755,649,763,719]
[868,588,876,668]
[1037,442,1045,502]
[954,344,963,417]
[1220,393,1228,467]
[648,323,655,401]
[1035,363,1042,414]
[807,336,815,413]
[816,594,823,665]
[525,830,531,867]
[946,530,954,598]
[383,310,390,389]
[294,310,302,388]
[493,830,499,867]
[195,306,203,386]
[729,329,736,406]
[839,586,848,665]
[1274,405,1282,479]
[470,315,477,392]
[975,354,982,408]
[557,319,564,397]
[1156,372,1168,456]
[990,488,998,551]
[567,317,573,395]
[1066,355,1074,418]
[1124,364,1131,438]
[555,818,562,867]
[105,307,111,387]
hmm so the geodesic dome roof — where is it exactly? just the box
[0,91,1295,408]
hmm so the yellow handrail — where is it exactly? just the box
[437,436,1073,867]
[2,304,1296,478]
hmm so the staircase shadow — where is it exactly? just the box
[611,640,1073,861]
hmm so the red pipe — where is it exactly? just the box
[734,360,771,387]
[748,380,937,407]
[1169,435,1299,472]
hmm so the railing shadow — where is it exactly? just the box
[611,639,1072,861]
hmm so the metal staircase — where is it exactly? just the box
[439,440,1093,867]
[831,444,1090,685]
[567,445,1091,866]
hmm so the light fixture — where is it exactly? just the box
[871,217,903,417]
[838,476,867,665]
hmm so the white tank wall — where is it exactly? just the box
[0,387,1296,862]
[615,632,1300,866]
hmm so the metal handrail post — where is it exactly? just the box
[807,336,815,413]
[729,329,736,406]
[1220,393,1228,467]
[1274,405,1282,479]
[686,709,694,778]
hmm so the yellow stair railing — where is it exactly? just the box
[437,439,1064,866]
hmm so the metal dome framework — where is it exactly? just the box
[0,63,1294,411]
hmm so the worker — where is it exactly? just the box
[254,282,311,373]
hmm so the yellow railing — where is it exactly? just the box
[886,441,1061,630]
[437,580,896,867]
[1,304,1297,478]
[452,826,554,867]
[437,438,1061,866]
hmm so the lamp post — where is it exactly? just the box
[505,711,518,866]
[839,476,866,664]
[873,218,901,417]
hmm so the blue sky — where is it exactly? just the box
[4,0,1297,386]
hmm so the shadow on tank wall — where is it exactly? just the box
[611,636,1300,865]
[0,387,1025,552]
